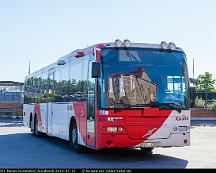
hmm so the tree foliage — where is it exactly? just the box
[195,97,205,108]
[207,99,216,111]
[196,72,215,91]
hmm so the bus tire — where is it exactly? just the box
[69,121,85,154]
[140,147,153,154]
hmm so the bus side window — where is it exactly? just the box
[69,60,83,102]
[40,71,48,103]
[59,65,70,102]
[54,68,61,102]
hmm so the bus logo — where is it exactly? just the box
[100,110,109,115]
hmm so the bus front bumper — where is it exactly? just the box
[96,132,190,149]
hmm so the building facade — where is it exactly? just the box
[0,81,23,117]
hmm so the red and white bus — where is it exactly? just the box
[23,39,190,153]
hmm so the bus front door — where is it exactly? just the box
[47,70,54,136]
[86,58,96,147]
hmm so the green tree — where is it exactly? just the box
[196,72,215,91]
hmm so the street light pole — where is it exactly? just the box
[193,58,195,85]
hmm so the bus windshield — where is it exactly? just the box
[100,47,189,109]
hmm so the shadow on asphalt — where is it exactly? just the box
[0,118,190,168]
[35,134,188,168]
[1,117,216,168]
[0,132,188,168]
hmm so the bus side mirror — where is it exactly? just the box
[92,62,100,78]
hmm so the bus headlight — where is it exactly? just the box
[107,127,118,132]
[118,127,124,132]
[107,126,125,133]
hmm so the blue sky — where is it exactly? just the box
[0,0,216,82]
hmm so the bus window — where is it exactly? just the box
[59,65,70,102]
[69,60,83,102]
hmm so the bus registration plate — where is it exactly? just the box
[141,142,159,148]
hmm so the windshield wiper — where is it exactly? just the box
[109,103,147,112]
[108,103,130,112]
[109,103,129,108]
[108,102,182,113]
[128,103,152,108]
[149,102,182,113]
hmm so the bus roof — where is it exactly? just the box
[26,41,184,79]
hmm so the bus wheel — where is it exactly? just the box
[29,118,34,135]
[140,148,153,154]
[70,122,85,154]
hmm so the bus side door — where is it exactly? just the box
[47,69,54,136]
[86,55,96,147]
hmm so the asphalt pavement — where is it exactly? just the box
[0,117,216,169]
